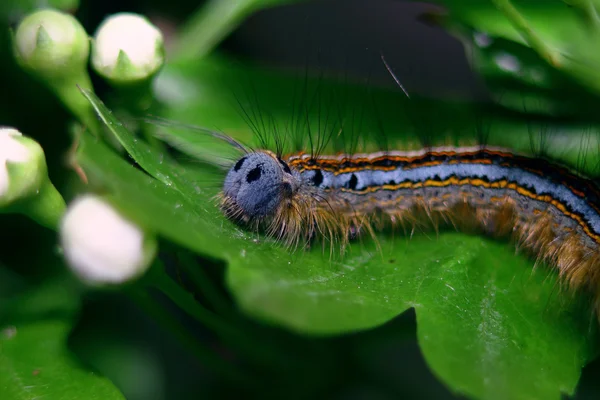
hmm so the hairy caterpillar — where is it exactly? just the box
[162,87,595,323]
[149,56,600,316]
[220,139,600,286]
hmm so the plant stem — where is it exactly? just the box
[171,0,257,61]
[564,0,600,28]
[51,71,102,137]
[21,179,66,230]
[491,0,562,67]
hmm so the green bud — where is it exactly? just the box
[92,13,165,84]
[0,128,46,206]
[13,9,90,80]
[0,127,66,229]
[13,9,101,135]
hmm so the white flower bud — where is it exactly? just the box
[13,9,90,79]
[0,128,65,229]
[92,13,165,83]
[0,127,46,206]
[60,195,157,285]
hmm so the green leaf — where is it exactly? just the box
[457,28,597,115]
[75,116,229,259]
[419,0,600,108]
[0,321,125,400]
[0,278,125,400]
[227,235,596,400]
[78,56,599,400]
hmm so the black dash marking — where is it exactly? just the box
[234,157,247,172]
[278,158,292,174]
[246,165,263,183]
[312,169,324,187]
[348,174,358,190]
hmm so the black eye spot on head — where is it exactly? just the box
[234,156,247,172]
[277,158,292,174]
[348,174,358,190]
[311,169,323,187]
[246,164,263,183]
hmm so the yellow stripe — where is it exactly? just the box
[332,177,600,244]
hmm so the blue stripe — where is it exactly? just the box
[300,163,600,236]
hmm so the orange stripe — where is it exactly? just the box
[288,152,600,202]
[287,151,600,243]
[326,177,600,244]
[290,155,500,174]
[287,149,516,168]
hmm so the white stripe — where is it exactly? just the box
[306,163,600,235]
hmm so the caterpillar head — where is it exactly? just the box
[221,150,302,221]
[220,150,348,249]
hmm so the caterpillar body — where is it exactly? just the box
[219,143,600,308]
[145,54,600,317]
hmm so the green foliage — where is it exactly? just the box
[419,0,600,115]
[2,0,600,399]
[0,277,125,399]
[0,0,79,20]
[78,63,599,398]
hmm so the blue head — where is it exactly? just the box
[223,151,301,218]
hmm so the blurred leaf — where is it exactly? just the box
[154,57,600,175]
[78,55,599,399]
[0,278,124,400]
[419,0,600,114]
[422,1,583,47]
[0,0,79,22]
[460,29,598,115]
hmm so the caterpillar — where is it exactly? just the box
[220,141,600,287]
[184,87,600,318]
[148,56,600,316]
